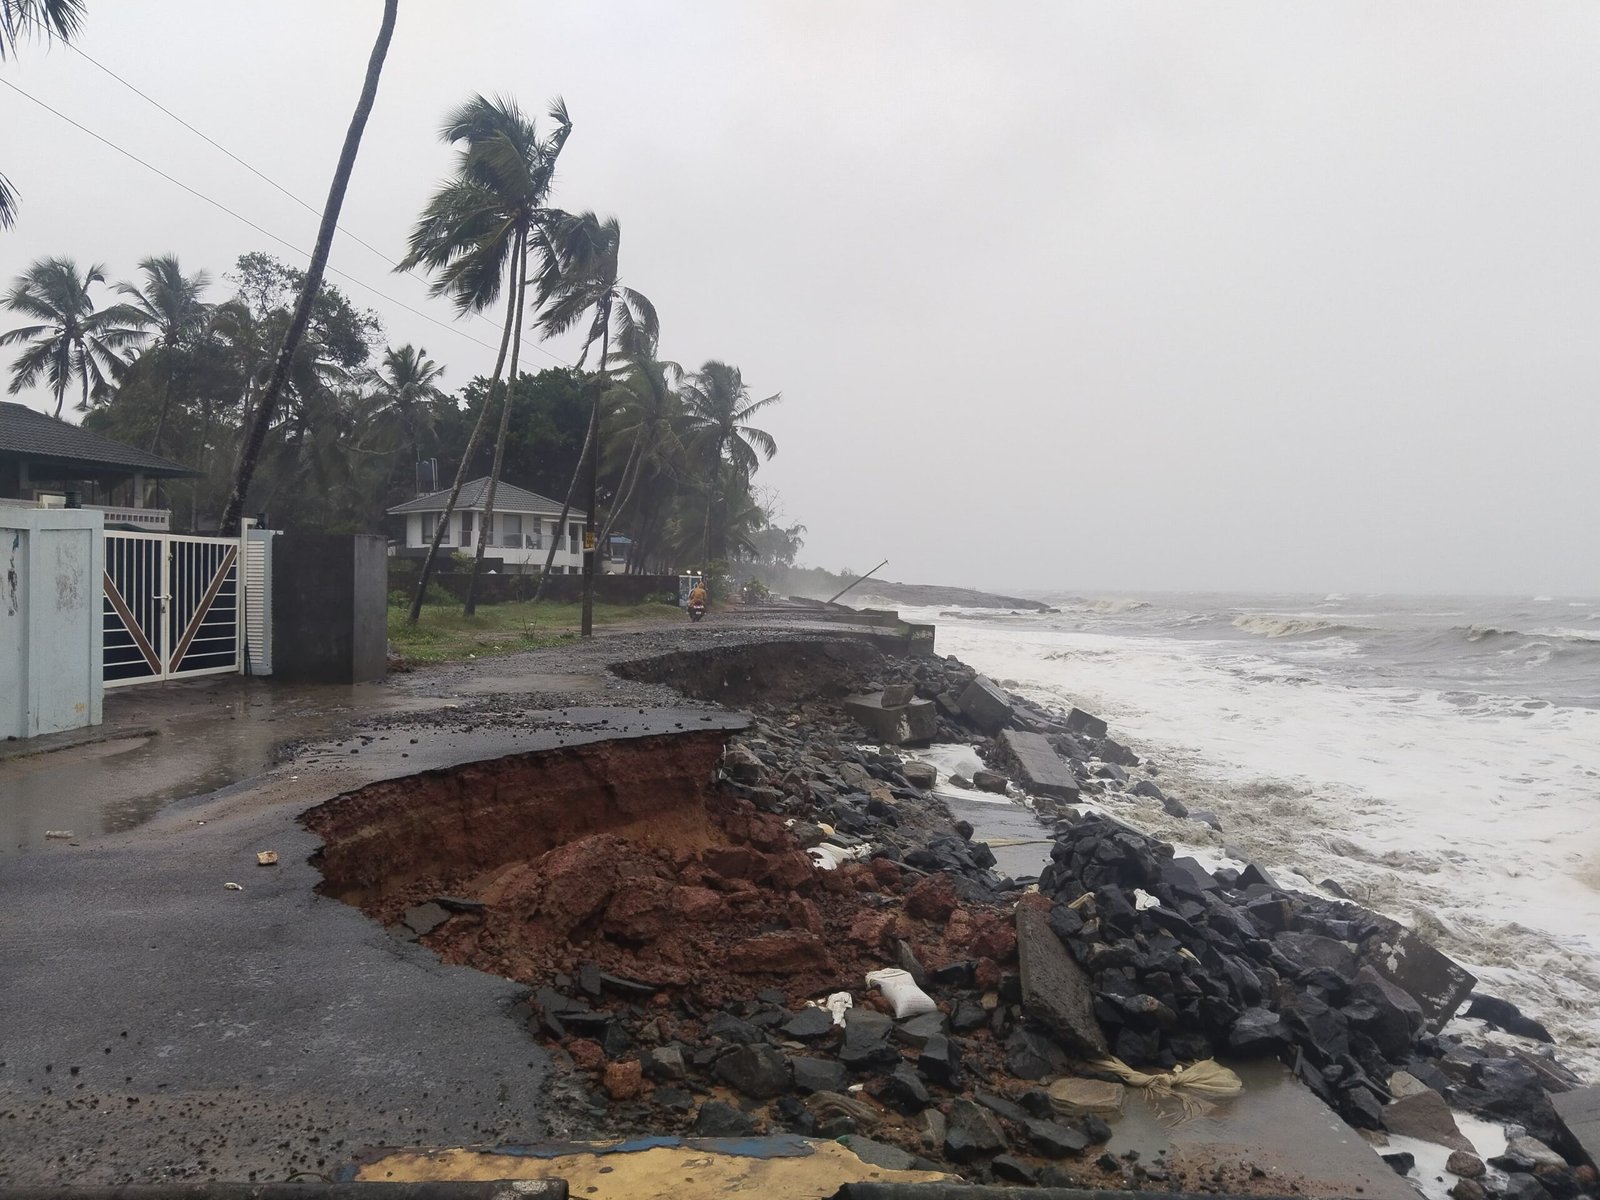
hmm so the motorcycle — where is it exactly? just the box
[687,599,707,623]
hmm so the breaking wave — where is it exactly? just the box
[1089,598,1152,614]
[1232,614,1357,639]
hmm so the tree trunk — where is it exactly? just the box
[579,306,611,638]
[464,227,527,616]
[597,425,646,546]
[218,0,397,536]
[529,396,592,600]
[149,348,176,454]
[406,245,519,624]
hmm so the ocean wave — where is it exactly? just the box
[1232,614,1357,639]
[1461,624,1600,652]
[1089,598,1152,614]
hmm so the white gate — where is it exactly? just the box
[103,531,243,686]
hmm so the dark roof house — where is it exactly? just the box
[0,401,199,529]
[386,477,581,518]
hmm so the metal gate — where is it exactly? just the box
[103,531,242,686]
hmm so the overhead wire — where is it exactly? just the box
[0,68,575,368]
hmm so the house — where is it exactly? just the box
[0,401,199,531]
[387,477,594,574]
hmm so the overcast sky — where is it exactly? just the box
[3,2,1597,594]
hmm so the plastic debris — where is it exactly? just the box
[44,830,73,839]
[865,967,938,1019]
[1134,888,1161,911]
[223,882,243,891]
[824,992,854,1026]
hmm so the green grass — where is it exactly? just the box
[387,598,683,665]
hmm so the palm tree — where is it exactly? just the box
[527,211,657,630]
[117,255,212,453]
[680,361,781,567]
[0,257,145,417]
[395,95,571,619]
[1,0,87,230]
[368,344,446,470]
[596,337,682,554]
[219,0,397,536]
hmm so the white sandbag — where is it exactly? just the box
[865,967,938,1019]
[825,992,854,1025]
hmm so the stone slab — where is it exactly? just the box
[1552,1085,1600,1168]
[957,676,1014,734]
[998,729,1081,801]
[1016,904,1108,1058]
[1363,924,1477,1030]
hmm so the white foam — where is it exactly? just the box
[907,605,1600,1080]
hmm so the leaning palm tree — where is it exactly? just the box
[680,361,781,567]
[1,0,87,229]
[219,0,396,536]
[117,254,212,453]
[368,343,446,470]
[0,257,146,417]
[527,211,657,628]
[396,94,572,619]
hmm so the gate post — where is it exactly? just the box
[0,508,104,738]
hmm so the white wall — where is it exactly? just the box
[402,510,586,571]
[0,508,104,738]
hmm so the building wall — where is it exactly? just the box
[0,508,104,738]
[402,509,586,571]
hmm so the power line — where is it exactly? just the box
[0,73,575,369]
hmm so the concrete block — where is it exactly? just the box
[1363,924,1476,1030]
[998,729,1081,801]
[958,675,1014,733]
[843,692,937,746]
[1066,707,1109,739]
[271,533,387,684]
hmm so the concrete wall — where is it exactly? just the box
[0,508,104,738]
[271,533,387,684]
[388,565,678,607]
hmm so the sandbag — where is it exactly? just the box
[864,967,938,1019]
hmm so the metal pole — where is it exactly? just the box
[826,558,889,606]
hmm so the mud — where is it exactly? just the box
[303,730,958,1004]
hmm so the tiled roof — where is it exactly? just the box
[387,477,584,518]
[0,402,200,477]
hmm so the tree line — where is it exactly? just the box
[2,2,802,618]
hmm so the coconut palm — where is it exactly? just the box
[527,211,657,626]
[596,338,683,554]
[680,361,780,566]
[117,254,212,453]
[219,0,397,536]
[367,343,446,468]
[1,0,87,229]
[0,257,146,417]
[396,93,572,619]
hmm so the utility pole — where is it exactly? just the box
[580,385,599,636]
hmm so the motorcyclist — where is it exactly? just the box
[688,581,708,609]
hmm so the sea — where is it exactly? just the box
[874,591,1600,1082]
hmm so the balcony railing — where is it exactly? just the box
[0,497,172,531]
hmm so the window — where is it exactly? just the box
[568,522,579,553]
[461,511,475,545]
[501,514,521,547]
[528,519,543,550]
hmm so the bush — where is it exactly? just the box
[643,591,679,607]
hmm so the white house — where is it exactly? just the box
[388,478,590,573]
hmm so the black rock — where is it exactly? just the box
[578,960,603,997]
[707,1013,765,1045]
[991,1155,1038,1184]
[951,998,989,1033]
[1082,1114,1113,1144]
[945,1098,1007,1162]
[1190,809,1223,831]
[643,1044,686,1081]
[975,1089,1030,1125]
[653,1086,694,1113]
[1229,1006,1291,1056]
[1498,1174,1553,1200]
[931,961,977,988]
[916,1034,962,1087]
[1383,1152,1417,1175]
[1066,707,1108,739]
[1039,1166,1080,1188]
[790,1056,848,1095]
[1026,1118,1090,1158]
[1131,779,1166,802]
[881,1063,931,1114]
[1237,861,1278,890]
[713,1044,791,1100]
[1005,1027,1066,1080]
[894,1011,947,1048]
[781,1007,837,1040]
[1162,796,1190,819]
[1341,1083,1386,1130]
[773,1094,818,1136]
[839,1007,899,1071]
[693,1099,756,1136]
